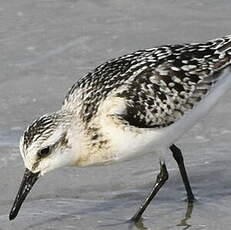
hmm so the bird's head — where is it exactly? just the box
[9,111,77,220]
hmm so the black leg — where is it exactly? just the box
[170,144,195,202]
[131,161,169,222]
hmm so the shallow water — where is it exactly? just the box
[1,0,231,229]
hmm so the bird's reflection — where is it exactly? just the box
[176,202,194,230]
[131,202,194,230]
[132,217,151,230]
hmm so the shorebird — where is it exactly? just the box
[9,35,231,222]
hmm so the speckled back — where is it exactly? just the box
[63,35,231,128]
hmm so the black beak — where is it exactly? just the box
[9,168,40,220]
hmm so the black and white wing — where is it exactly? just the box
[115,36,231,128]
[63,35,231,128]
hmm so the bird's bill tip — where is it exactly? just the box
[9,168,40,220]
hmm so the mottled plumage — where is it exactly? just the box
[10,35,231,222]
[63,35,231,129]
[23,114,59,149]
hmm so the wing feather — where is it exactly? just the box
[115,40,231,128]
[63,35,231,127]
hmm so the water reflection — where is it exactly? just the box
[132,218,151,230]
[176,202,194,230]
[131,202,194,230]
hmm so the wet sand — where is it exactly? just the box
[1,0,231,229]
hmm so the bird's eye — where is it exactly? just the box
[38,146,50,158]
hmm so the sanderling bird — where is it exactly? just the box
[9,35,231,222]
